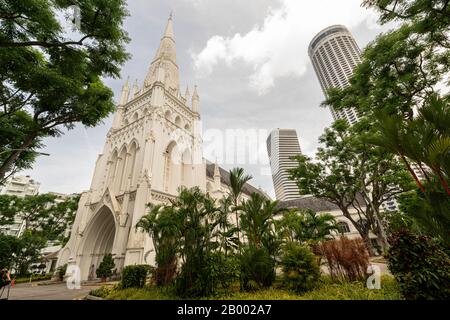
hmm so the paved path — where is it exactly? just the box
[6,282,101,300]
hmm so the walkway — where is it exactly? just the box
[6,282,101,300]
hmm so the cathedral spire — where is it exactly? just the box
[192,85,199,113]
[133,79,140,97]
[119,77,130,105]
[163,12,174,40]
[213,159,221,190]
[144,13,179,92]
[184,86,190,103]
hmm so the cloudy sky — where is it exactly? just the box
[24,0,392,198]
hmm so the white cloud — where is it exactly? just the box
[193,0,380,94]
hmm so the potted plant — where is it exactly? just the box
[96,254,115,282]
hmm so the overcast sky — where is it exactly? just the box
[24,0,392,198]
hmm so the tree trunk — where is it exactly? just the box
[400,154,425,193]
[0,132,38,182]
[362,233,375,257]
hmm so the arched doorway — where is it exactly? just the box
[79,206,117,281]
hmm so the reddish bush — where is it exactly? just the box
[317,236,369,281]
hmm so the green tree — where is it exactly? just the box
[239,193,285,250]
[173,187,227,297]
[229,167,252,248]
[398,180,450,247]
[0,193,78,243]
[216,195,239,255]
[325,1,450,195]
[276,208,338,245]
[0,194,18,226]
[324,0,450,242]
[280,242,320,293]
[11,231,47,276]
[290,120,413,255]
[96,253,115,280]
[0,234,21,270]
[0,0,130,182]
[136,204,179,286]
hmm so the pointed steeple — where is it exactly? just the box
[192,85,199,113]
[133,79,140,97]
[144,13,179,92]
[184,86,190,104]
[213,159,221,189]
[163,12,174,39]
[113,77,129,128]
[119,77,130,105]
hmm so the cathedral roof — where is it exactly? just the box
[205,163,268,198]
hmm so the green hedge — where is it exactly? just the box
[14,274,52,284]
[120,265,154,289]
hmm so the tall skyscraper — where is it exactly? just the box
[267,129,302,201]
[308,25,361,125]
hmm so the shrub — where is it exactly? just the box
[56,264,67,281]
[280,242,320,293]
[89,285,117,298]
[121,265,154,289]
[240,247,276,291]
[96,254,115,280]
[387,229,450,300]
[317,236,369,281]
[208,252,240,291]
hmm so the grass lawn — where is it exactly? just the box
[90,276,402,300]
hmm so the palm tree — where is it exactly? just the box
[216,195,238,255]
[228,167,252,248]
[370,94,450,195]
[276,208,338,245]
[136,204,179,286]
[299,209,338,244]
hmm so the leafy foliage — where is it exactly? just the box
[121,265,153,289]
[173,187,231,297]
[387,229,450,300]
[240,246,276,291]
[280,242,320,293]
[0,193,78,243]
[0,0,130,181]
[96,254,115,279]
[276,209,338,245]
[56,264,67,281]
[290,120,413,255]
[136,204,179,286]
[397,178,450,247]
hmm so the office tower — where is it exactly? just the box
[267,129,302,201]
[308,25,361,124]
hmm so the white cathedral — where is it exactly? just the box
[57,15,264,281]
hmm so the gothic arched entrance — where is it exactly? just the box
[79,206,117,281]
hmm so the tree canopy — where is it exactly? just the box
[0,0,130,182]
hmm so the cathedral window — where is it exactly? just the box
[175,115,181,127]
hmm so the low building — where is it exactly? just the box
[278,195,381,254]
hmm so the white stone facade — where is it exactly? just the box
[57,16,262,280]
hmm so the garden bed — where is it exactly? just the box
[89,276,402,300]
